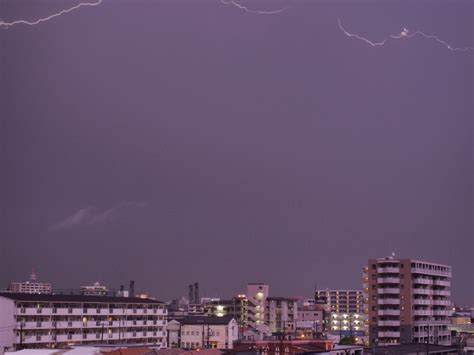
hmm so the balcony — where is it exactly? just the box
[378,331,401,338]
[413,310,433,316]
[378,310,400,316]
[378,299,400,305]
[17,308,52,316]
[55,321,84,328]
[413,299,431,306]
[378,288,400,295]
[52,308,84,316]
[412,267,451,277]
[433,290,450,296]
[126,309,146,315]
[433,280,450,287]
[378,320,401,326]
[413,278,433,285]
[433,300,451,306]
[412,289,433,295]
[377,277,400,284]
[433,310,451,316]
[377,267,400,274]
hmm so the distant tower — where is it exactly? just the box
[194,282,200,304]
[129,280,135,297]
[30,268,37,282]
[189,284,194,304]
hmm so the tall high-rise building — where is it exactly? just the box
[364,256,452,346]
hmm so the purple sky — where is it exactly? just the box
[1,0,473,304]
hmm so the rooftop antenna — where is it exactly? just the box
[389,240,395,259]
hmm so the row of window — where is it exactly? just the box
[183,330,220,336]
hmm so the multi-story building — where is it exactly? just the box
[266,297,298,335]
[315,289,365,337]
[167,316,238,350]
[296,302,324,338]
[204,295,249,328]
[0,293,167,351]
[80,282,109,296]
[7,271,52,295]
[315,290,364,315]
[246,283,269,332]
[363,257,452,346]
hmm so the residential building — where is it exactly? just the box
[296,304,324,338]
[266,297,298,335]
[169,316,238,350]
[80,282,109,296]
[0,292,167,351]
[364,256,452,346]
[203,295,249,328]
[314,290,365,337]
[314,290,364,315]
[246,283,269,332]
[7,271,52,295]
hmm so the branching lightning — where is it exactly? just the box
[338,18,474,52]
[0,0,103,29]
[221,0,288,15]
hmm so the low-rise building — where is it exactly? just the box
[296,303,324,338]
[168,316,238,350]
[80,282,110,296]
[0,292,167,351]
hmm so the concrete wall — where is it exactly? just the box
[0,297,16,353]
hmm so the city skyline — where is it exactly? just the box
[2,0,473,305]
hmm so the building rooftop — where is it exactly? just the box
[364,343,458,354]
[176,315,235,325]
[0,292,163,304]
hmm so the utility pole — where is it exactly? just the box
[19,321,24,350]
[101,323,105,342]
[426,324,429,355]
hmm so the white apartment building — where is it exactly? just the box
[364,257,452,346]
[80,282,109,296]
[0,293,167,351]
[7,272,52,295]
[246,283,269,333]
[266,297,298,334]
[167,316,238,350]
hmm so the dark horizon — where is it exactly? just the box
[1,0,473,305]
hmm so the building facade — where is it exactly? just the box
[203,295,249,328]
[266,297,298,335]
[168,316,238,350]
[80,282,109,296]
[364,257,452,346]
[7,272,52,295]
[0,293,167,351]
[296,303,324,338]
[246,283,269,332]
[315,290,365,336]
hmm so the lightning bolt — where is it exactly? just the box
[338,18,474,52]
[0,0,103,29]
[221,0,288,15]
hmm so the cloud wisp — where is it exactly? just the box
[50,201,148,231]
